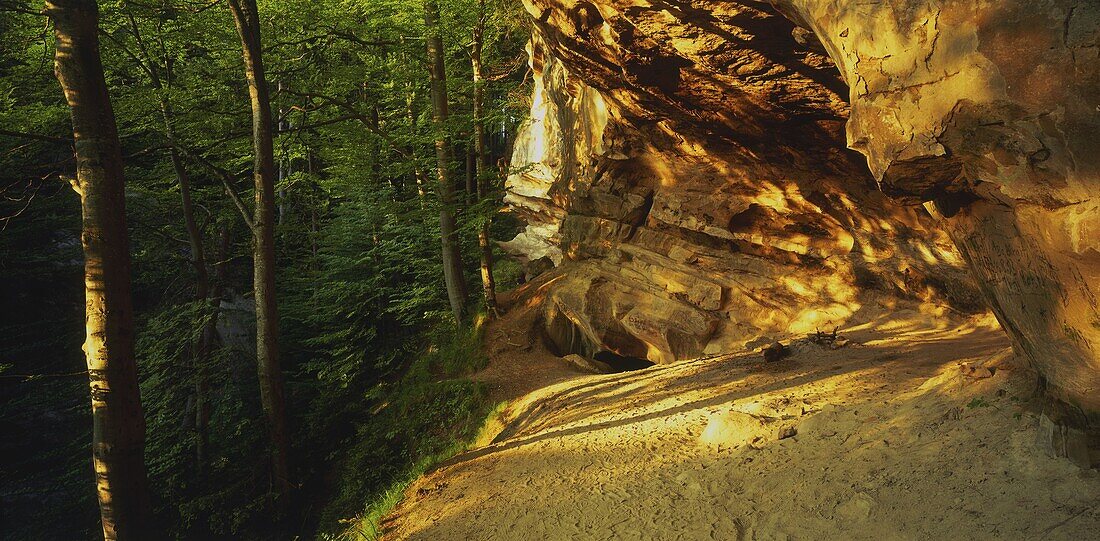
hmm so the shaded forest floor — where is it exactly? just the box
[381,285,1100,540]
[469,273,582,405]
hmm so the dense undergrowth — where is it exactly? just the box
[324,322,503,540]
[0,182,520,540]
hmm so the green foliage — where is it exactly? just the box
[319,369,491,535]
[0,0,527,538]
[337,398,509,541]
[135,300,278,539]
[282,183,493,537]
[430,323,491,376]
[491,248,526,292]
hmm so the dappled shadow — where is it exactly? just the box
[438,320,1005,470]
[382,321,1100,541]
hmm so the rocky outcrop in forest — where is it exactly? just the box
[502,0,1100,460]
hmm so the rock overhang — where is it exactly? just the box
[504,0,1100,457]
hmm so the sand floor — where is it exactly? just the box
[383,308,1100,540]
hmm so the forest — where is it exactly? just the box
[6,0,1100,539]
[1,0,527,538]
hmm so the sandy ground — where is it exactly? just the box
[383,300,1100,540]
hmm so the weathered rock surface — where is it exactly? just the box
[698,410,770,450]
[505,5,980,363]
[503,0,1099,448]
[777,0,1100,443]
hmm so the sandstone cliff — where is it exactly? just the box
[503,5,979,362]
[502,0,1099,459]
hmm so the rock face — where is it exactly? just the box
[504,0,1099,442]
[505,5,981,364]
[775,0,1100,436]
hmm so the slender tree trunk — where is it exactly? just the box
[400,38,428,206]
[227,0,291,500]
[47,1,151,538]
[210,226,232,331]
[424,0,469,324]
[307,154,319,264]
[120,11,217,471]
[471,0,498,314]
[157,99,216,470]
[368,104,394,196]
[465,146,476,203]
[192,226,231,471]
[405,87,428,206]
[169,137,214,469]
[277,81,288,226]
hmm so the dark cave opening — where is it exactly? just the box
[594,350,656,372]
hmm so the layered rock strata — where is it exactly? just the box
[503,0,1100,452]
[504,9,980,365]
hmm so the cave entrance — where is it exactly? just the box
[594,350,655,372]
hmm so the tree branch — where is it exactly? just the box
[0,370,88,381]
[0,0,44,16]
[0,129,71,144]
[174,144,256,231]
[280,89,415,159]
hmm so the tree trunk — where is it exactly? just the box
[227,0,291,501]
[424,0,469,324]
[368,104,395,196]
[46,1,152,538]
[120,10,217,471]
[465,145,476,203]
[277,81,289,226]
[157,99,217,471]
[471,0,498,314]
[170,134,214,470]
[405,87,429,207]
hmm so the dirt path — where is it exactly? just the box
[384,307,1100,540]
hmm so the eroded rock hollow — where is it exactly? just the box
[503,0,1100,451]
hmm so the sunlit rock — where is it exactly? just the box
[504,0,1100,454]
[505,9,980,367]
[775,0,1100,438]
[699,410,768,450]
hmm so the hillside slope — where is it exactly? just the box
[383,305,1100,540]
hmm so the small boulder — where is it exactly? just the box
[959,362,996,379]
[836,492,875,522]
[797,404,843,440]
[562,353,613,374]
[763,341,789,362]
